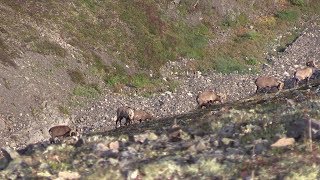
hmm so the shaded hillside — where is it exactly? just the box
[2,80,320,179]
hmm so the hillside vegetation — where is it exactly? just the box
[2,80,320,179]
[0,0,320,148]
[1,0,319,94]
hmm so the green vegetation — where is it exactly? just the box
[276,10,299,22]
[0,0,319,100]
[105,74,129,87]
[131,73,152,88]
[73,84,101,99]
[245,57,259,66]
[235,30,260,42]
[214,57,248,74]
[287,165,320,179]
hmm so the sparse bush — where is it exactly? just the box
[32,40,67,57]
[258,16,277,29]
[276,10,299,22]
[290,0,305,6]
[67,69,86,84]
[0,39,17,68]
[141,160,182,179]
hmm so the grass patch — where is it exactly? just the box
[173,23,211,60]
[105,74,129,87]
[131,73,152,88]
[276,10,299,22]
[92,54,107,75]
[235,30,260,42]
[245,57,259,66]
[214,57,248,74]
[73,84,101,99]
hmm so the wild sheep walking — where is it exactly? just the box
[133,110,153,123]
[294,60,317,87]
[196,90,225,108]
[116,107,134,128]
[255,76,284,93]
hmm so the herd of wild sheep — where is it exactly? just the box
[48,60,318,143]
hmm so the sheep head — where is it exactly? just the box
[217,93,227,103]
[306,60,317,68]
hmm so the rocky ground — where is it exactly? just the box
[0,17,319,150]
[1,81,320,179]
[71,21,320,134]
[1,18,320,180]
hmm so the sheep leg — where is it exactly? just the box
[125,118,131,126]
[293,79,297,88]
[256,87,260,94]
[116,117,122,128]
[306,77,310,85]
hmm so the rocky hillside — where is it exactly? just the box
[0,0,320,150]
[1,82,320,179]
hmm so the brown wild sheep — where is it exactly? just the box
[294,61,317,87]
[49,125,76,143]
[133,110,153,123]
[255,76,284,93]
[116,107,134,128]
[196,91,225,108]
